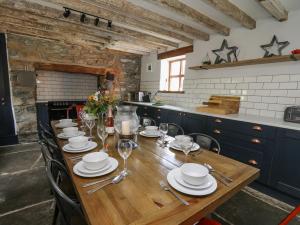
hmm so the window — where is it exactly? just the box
[160,55,186,92]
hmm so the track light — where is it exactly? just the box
[94,17,99,26]
[107,20,112,28]
[63,6,112,30]
[80,13,86,23]
[63,8,70,18]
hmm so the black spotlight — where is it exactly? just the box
[94,17,100,26]
[80,13,86,23]
[107,20,112,28]
[63,8,70,18]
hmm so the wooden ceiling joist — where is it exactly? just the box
[45,0,207,42]
[203,0,256,29]
[157,45,193,60]
[0,0,178,54]
[258,0,288,21]
[147,0,229,36]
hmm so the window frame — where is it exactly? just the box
[168,57,186,92]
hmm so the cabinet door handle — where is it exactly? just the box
[143,113,148,116]
[252,125,262,131]
[251,138,261,144]
[248,159,258,166]
[215,118,222,123]
[157,116,161,119]
[213,129,221,134]
[157,109,161,112]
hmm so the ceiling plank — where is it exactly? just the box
[203,0,256,29]
[44,0,204,42]
[0,0,178,49]
[89,0,209,40]
[157,45,193,60]
[257,0,288,21]
[147,0,229,36]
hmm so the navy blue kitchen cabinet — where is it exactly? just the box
[206,117,276,184]
[124,102,300,199]
[270,128,300,199]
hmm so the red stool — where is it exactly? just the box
[197,218,222,225]
[279,205,300,225]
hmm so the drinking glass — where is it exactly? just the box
[97,123,108,152]
[79,110,86,130]
[159,123,168,146]
[180,136,194,163]
[85,117,95,138]
[118,139,133,176]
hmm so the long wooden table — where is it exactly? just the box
[51,121,259,225]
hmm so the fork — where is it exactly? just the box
[159,180,189,206]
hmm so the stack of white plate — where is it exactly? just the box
[169,140,200,152]
[73,152,118,178]
[63,136,97,153]
[57,127,85,139]
[55,119,78,128]
[167,163,217,196]
[139,126,160,137]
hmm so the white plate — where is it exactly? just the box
[174,168,213,190]
[167,168,217,196]
[55,122,78,128]
[73,157,118,178]
[169,141,200,152]
[64,141,91,150]
[76,160,111,174]
[139,130,160,138]
[57,131,85,139]
[63,141,97,153]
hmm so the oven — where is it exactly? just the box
[48,101,85,122]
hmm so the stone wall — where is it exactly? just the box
[6,33,141,143]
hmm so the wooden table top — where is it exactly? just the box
[51,121,259,225]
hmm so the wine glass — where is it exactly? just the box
[78,110,86,130]
[118,139,133,176]
[97,123,108,152]
[180,136,194,163]
[85,117,95,138]
[159,123,168,146]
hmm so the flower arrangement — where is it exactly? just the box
[84,90,119,116]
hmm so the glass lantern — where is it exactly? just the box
[114,105,139,140]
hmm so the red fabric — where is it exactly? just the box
[75,105,84,120]
[197,218,222,225]
[279,205,300,225]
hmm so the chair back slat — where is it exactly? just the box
[46,160,87,225]
[188,133,221,154]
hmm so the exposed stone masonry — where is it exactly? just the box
[6,33,141,143]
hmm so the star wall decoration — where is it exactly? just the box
[261,35,290,57]
[212,39,239,64]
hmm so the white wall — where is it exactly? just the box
[36,71,97,101]
[140,10,300,119]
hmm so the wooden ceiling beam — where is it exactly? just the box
[89,0,209,40]
[44,0,203,42]
[157,45,193,60]
[257,0,288,21]
[147,0,229,36]
[0,0,178,50]
[203,0,256,29]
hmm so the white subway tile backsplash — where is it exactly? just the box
[37,71,97,101]
[141,72,300,119]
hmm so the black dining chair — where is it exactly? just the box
[46,160,87,225]
[140,116,157,127]
[188,133,221,154]
[39,121,54,138]
[167,123,184,137]
[41,132,64,164]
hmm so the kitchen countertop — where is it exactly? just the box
[125,101,300,131]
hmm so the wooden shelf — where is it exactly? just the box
[189,54,300,70]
